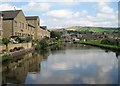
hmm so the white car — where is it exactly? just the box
[10,38,19,44]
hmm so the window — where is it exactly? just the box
[38,22,39,26]
[14,20,17,27]
[22,23,24,28]
[26,24,27,29]
[19,22,21,28]
[15,32,17,36]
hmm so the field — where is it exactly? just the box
[77,27,117,33]
[66,26,118,33]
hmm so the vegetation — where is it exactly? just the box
[9,46,24,52]
[2,38,10,51]
[50,31,62,40]
[77,39,120,51]
[101,38,119,46]
[1,54,13,62]
[35,38,49,50]
[66,26,118,33]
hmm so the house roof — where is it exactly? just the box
[26,16,39,20]
[40,26,47,30]
[1,10,22,20]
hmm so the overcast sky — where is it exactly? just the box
[0,0,119,29]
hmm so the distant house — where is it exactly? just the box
[40,26,50,38]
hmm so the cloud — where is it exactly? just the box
[0,3,21,11]
[44,2,118,28]
[96,2,114,14]
[1,0,119,2]
[0,2,118,28]
[22,2,52,12]
[45,9,80,19]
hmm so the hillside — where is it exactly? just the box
[65,26,118,33]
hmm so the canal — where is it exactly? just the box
[2,43,118,84]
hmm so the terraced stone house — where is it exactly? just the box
[1,10,50,40]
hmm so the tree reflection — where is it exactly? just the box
[38,49,49,60]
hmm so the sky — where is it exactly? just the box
[0,0,119,29]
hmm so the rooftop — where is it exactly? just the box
[1,10,22,20]
[40,26,47,30]
[26,16,39,20]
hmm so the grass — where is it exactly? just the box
[77,40,120,51]
[77,27,117,33]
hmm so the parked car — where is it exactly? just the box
[10,36,20,44]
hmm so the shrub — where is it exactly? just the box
[2,54,13,62]
[101,38,118,45]
[35,38,49,50]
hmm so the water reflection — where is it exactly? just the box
[2,52,42,84]
[2,43,118,84]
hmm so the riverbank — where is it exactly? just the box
[75,40,120,51]
[1,47,34,62]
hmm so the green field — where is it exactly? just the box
[76,40,120,51]
[76,27,117,33]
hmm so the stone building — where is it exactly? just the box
[26,16,40,40]
[0,12,3,39]
[40,26,50,38]
[1,10,50,40]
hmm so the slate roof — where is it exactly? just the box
[26,16,39,20]
[40,26,47,30]
[1,10,22,20]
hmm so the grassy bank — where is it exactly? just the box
[76,40,120,51]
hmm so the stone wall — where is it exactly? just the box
[0,42,32,52]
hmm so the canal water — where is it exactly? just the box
[2,43,118,84]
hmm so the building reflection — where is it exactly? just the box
[2,52,46,84]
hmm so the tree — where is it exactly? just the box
[2,38,10,52]
[35,38,49,50]
[50,31,62,40]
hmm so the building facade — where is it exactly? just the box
[1,10,50,40]
[0,13,3,39]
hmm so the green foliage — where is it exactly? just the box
[2,54,13,62]
[2,38,9,46]
[79,40,120,51]
[35,38,49,50]
[101,38,118,45]
[50,31,62,40]
[77,27,117,33]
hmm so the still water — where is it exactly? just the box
[2,43,118,84]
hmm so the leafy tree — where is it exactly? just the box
[101,38,118,45]
[2,38,10,51]
[50,31,62,40]
[35,38,48,50]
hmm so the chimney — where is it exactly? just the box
[14,7,16,11]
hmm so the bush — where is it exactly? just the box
[35,38,48,50]
[101,38,118,45]
[2,54,13,62]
